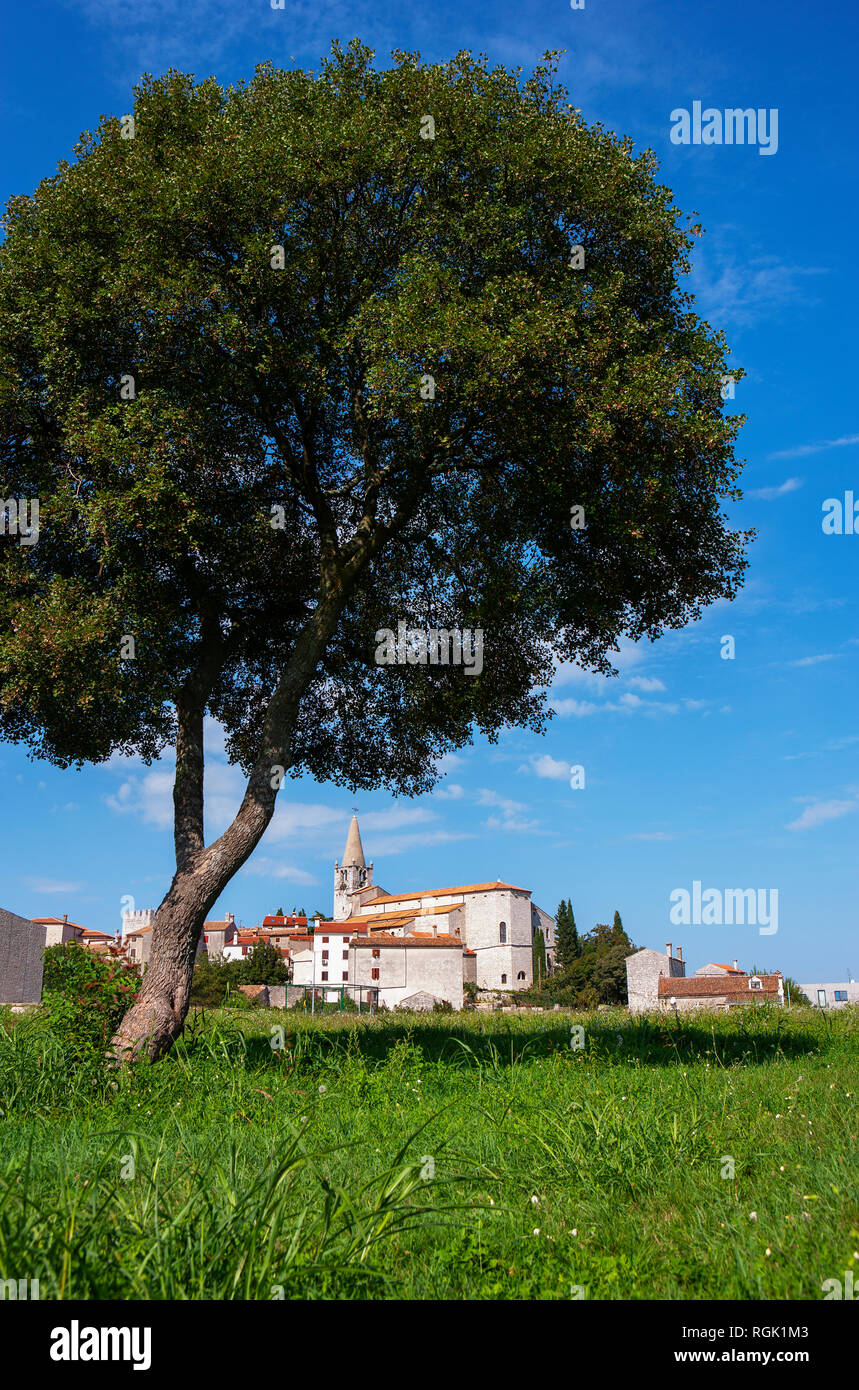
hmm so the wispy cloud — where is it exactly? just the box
[690,252,828,332]
[746,477,803,500]
[768,434,859,462]
[787,654,837,668]
[23,877,85,894]
[786,799,858,832]
[628,675,667,692]
[241,857,319,886]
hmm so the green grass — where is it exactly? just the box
[0,1004,857,1299]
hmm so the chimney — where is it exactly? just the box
[677,945,682,962]
[733,958,738,971]
[666,942,672,958]
[226,912,234,925]
[432,923,438,938]
[63,913,68,924]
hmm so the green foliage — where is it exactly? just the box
[555,899,580,970]
[241,939,289,985]
[0,41,748,794]
[40,942,140,1062]
[524,914,637,1007]
[782,977,813,1008]
[532,926,546,988]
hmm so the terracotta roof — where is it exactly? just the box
[310,922,369,935]
[708,962,745,974]
[262,915,307,927]
[364,881,525,903]
[353,932,463,949]
[203,920,235,932]
[32,916,86,931]
[125,925,153,936]
[658,974,782,998]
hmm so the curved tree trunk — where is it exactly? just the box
[110,580,358,1062]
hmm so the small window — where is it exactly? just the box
[204,934,209,944]
[322,936,329,944]
[499,921,507,944]
[501,973,507,984]
[343,971,349,981]
[372,948,381,960]
[749,976,762,990]
[242,946,248,956]
[371,968,380,981]
[835,990,847,1002]
[343,951,349,961]
[322,951,329,962]
[321,971,328,982]
[517,971,525,980]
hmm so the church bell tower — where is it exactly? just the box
[333,814,373,919]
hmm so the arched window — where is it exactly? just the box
[501,973,507,984]
[499,921,507,943]
[517,971,525,980]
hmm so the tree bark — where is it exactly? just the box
[109,582,352,1062]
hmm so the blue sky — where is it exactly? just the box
[1,0,857,980]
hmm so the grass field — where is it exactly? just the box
[0,1004,856,1300]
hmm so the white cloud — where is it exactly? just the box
[484,814,541,834]
[241,857,318,886]
[434,783,465,800]
[768,433,859,462]
[361,806,435,830]
[628,676,667,692]
[369,830,476,857]
[746,477,803,500]
[626,832,675,842]
[24,877,85,894]
[552,698,601,717]
[788,654,837,668]
[786,800,858,832]
[531,754,571,781]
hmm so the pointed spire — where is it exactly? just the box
[342,814,366,869]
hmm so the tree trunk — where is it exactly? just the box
[110,582,354,1062]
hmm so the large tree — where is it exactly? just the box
[0,42,749,1059]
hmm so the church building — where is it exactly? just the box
[331,814,556,995]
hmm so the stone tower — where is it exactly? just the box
[333,815,373,919]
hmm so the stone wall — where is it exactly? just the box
[626,947,685,1013]
[0,908,46,1005]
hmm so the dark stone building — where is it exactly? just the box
[0,907,46,1005]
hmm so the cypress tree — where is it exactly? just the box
[533,926,546,988]
[568,900,580,958]
[556,900,581,970]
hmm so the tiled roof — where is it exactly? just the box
[658,974,781,998]
[353,932,463,949]
[363,881,526,903]
[310,922,370,935]
[32,917,86,931]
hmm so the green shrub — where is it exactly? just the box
[40,942,140,1062]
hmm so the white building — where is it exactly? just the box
[799,980,859,1009]
[326,815,555,994]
